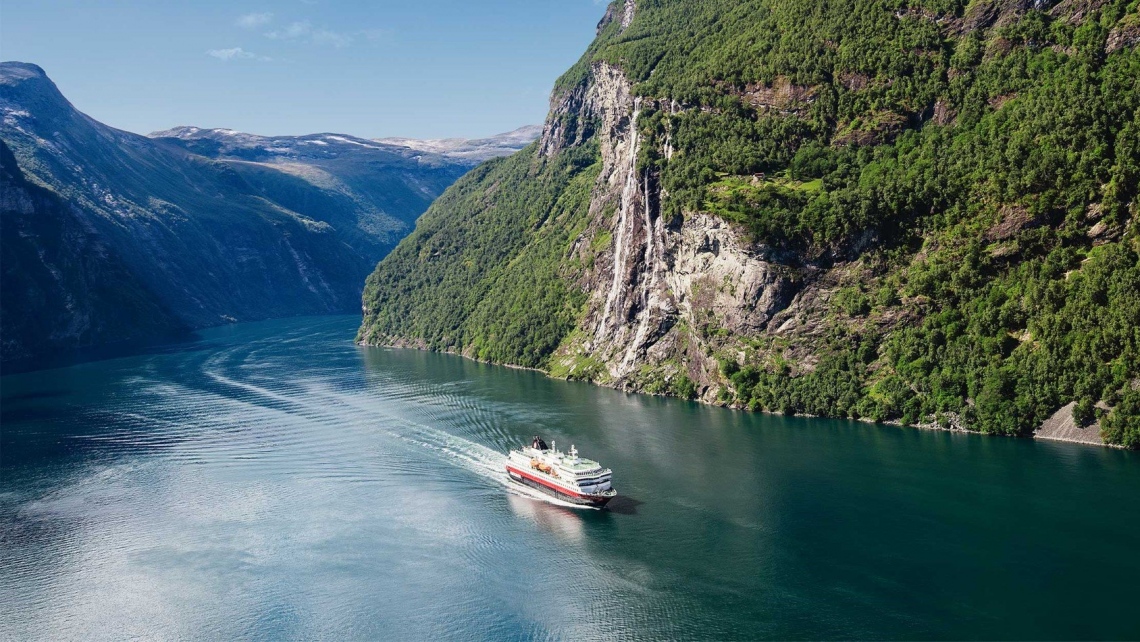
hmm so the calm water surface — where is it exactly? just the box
[2,315,1138,640]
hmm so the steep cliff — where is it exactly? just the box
[359,0,1140,447]
[1,139,185,361]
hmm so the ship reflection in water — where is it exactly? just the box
[506,493,586,543]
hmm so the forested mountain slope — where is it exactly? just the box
[0,62,533,364]
[360,0,1140,447]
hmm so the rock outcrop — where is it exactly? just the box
[536,63,804,400]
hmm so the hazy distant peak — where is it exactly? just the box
[150,126,235,138]
[149,124,540,165]
[374,125,543,162]
[150,125,316,143]
[148,127,436,171]
[152,126,377,146]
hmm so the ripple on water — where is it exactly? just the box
[4,316,1140,641]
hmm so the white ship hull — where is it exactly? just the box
[505,440,616,507]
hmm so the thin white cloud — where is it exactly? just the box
[311,28,353,48]
[236,12,273,28]
[265,20,311,39]
[206,47,271,61]
[263,20,354,47]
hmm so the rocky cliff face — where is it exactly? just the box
[538,61,805,402]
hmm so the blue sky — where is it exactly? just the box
[1,1,607,138]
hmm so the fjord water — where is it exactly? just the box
[2,316,1137,640]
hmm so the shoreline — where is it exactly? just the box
[1033,433,1123,449]
[358,339,1124,451]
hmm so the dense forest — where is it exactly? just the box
[360,143,599,367]
[361,0,1140,448]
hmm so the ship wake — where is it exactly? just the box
[274,379,600,510]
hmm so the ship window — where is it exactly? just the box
[576,475,609,484]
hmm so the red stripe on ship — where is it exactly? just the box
[506,465,598,500]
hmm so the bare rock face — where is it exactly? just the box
[1035,402,1106,446]
[737,77,819,116]
[1049,0,1113,25]
[931,99,956,126]
[961,0,1061,32]
[619,0,637,31]
[1105,18,1140,53]
[668,215,795,338]
[596,0,637,34]
[553,63,664,381]
[549,63,798,400]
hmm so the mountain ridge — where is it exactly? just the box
[148,125,540,165]
[0,61,533,365]
[374,125,545,162]
[359,0,1140,448]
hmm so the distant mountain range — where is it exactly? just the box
[374,125,544,162]
[0,61,537,364]
[152,124,543,165]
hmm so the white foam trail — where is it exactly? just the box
[198,369,599,510]
[380,422,597,510]
[291,382,600,510]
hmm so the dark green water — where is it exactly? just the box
[2,315,1137,640]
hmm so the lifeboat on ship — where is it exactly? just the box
[505,436,616,507]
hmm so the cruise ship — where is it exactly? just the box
[506,436,616,507]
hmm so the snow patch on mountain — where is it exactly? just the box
[375,125,543,162]
[149,124,538,166]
